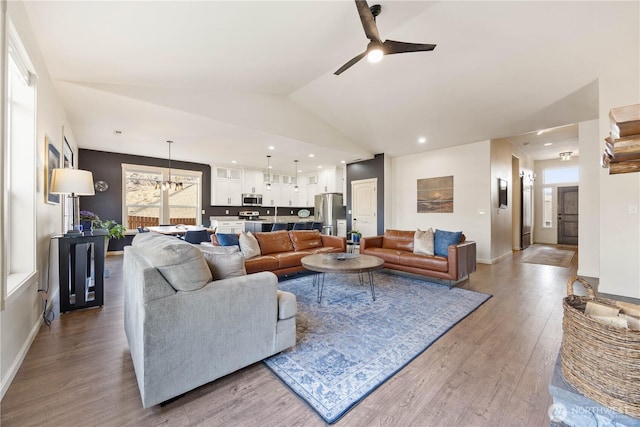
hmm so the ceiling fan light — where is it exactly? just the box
[367,47,384,63]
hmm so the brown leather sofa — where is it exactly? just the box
[360,229,476,284]
[241,230,346,276]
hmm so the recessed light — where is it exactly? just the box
[418,137,426,144]
[317,165,322,169]
[268,146,275,150]
[309,154,315,158]
[544,142,553,146]
[340,160,346,164]
[231,160,237,164]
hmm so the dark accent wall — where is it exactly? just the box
[79,149,213,251]
[79,149,314,250]
[346,153,385,235]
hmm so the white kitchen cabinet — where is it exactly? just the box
[316,166,345,201]
[211,219,245,234]
[304,174,318,206]
[213,166,242,205]
[243,169,263,194]
[215,166,241,182]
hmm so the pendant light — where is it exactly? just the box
[265,155,272,191]
[293,160,299,192]
[155,140,183,191]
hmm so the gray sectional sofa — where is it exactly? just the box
[123,233,297,408]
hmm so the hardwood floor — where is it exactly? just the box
[1,247,579,426]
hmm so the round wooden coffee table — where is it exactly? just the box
[301,253,384,303]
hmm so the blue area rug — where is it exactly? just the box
[264,271,491,423]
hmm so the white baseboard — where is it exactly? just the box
[0,315,43,400]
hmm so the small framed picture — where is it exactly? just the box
[46,136,60,204]
[63,135,74,168]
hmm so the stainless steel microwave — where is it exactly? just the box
[242,193,262,206]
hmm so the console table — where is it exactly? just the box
[55,232,106,313]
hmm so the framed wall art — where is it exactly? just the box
[417,175,454,213]
[63,135,74,168]
[45,136,60,204]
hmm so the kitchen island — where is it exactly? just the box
[244,218,314,233]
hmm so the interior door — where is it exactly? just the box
[351,178,377,238]
[557,186,578,245]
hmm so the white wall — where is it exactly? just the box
[1,0,79,398]
[578,119,600,278]
[594,0,639,298]
[533,156,580,244]
[598,81,640,299]
[391,141,493,263]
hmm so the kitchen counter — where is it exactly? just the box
[244,218,314,233]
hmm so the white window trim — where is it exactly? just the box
[2,18,38,308]
[121,163,203,229]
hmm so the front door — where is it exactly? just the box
[351,178,377,238]
[557,186,578,245]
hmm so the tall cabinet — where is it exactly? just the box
[213,166,242,205]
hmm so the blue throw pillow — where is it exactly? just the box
[216,233,239,247]
[434,229,462,257]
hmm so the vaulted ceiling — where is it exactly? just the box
[22,1,639,172]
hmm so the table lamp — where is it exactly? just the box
[50,168,95,235]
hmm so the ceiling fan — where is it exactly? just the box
[335,0,436,75]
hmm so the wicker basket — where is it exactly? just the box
[561,277,640,417]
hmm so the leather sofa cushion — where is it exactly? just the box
[273,251,312,269]
[244,255,279,274]
[254,230,295,255]
[381,229,415,251]
[361,247,403,264]
[398,252,449,272]
[310,246,343,254]
[289,230,323,251]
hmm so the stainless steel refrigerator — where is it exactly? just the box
[314,193,344,236]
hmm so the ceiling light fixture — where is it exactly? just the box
[265,155,272,191]
[155,140,183,191]
[559,151,573,161]
[308,154,315,158]
[294,160,299,193]
[268,146,275,150]
[544,142,553,146]
[418,137,427,144]
[366,41,384,63]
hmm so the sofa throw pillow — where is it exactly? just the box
[216,233,240,246]
[199,244,240,254]
[434,229,463,257]
[139,236,212,292]
[202,251,247,280]
[414,228,434,256]
[239,231,261,259]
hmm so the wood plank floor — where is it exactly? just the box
[1,246,579,426]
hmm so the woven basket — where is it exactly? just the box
[561,277,640,417]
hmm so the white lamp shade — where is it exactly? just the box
[50,168,95,196]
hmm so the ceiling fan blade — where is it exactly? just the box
[383,39,437,55]
[355,0,381,43]
[334,51,367,75]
